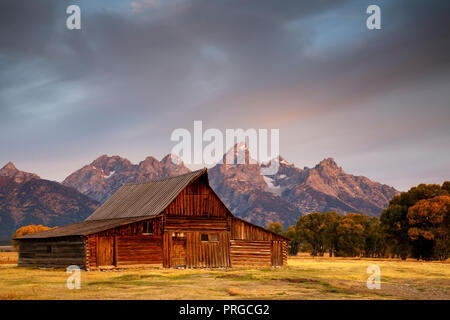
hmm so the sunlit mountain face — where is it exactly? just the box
[61,144,398,228]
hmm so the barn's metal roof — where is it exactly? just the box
[85,168,207,220]
[14,217,148,239]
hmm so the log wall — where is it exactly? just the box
[86,217,163,269]
[229,217,289,267]
[230,240,272,267]
[116,235,162,266]
[18,236,86,268]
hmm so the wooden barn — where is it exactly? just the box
[15,168,288,270]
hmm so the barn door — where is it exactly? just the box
[271,241,283,266]
[171,237,186,267]
[97,236,115,266]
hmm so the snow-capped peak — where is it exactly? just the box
[222,142,258,165]
[165,153,184,165]
[104,170,115,179]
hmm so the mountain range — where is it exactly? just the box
[62,144,398,227]
[62,154,190,203]
[0,144,399,240]
[0,163,99,242]
[208,144,398,227]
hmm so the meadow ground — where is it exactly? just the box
[0,252,449,300]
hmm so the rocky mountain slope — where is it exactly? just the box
[62,154,190,203]
[0,148,398,241]
[207,144,398,227]
[62,145,398,228]
[0,162,40,184]
[0,163,99,240]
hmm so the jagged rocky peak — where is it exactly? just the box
[1,161,18,171]
[278,156,290,165]
[318,157,338,166]
[0,161,40,183]
[160,153,191,177]
[222,142,258,165]
[161,153,185,166]
[316,157,342,171]
[262,155,294,168]
[63,152,191,203]
[139,156,159,168]
[90,154,132,172]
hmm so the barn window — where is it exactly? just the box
[46,245,52,253]
[200,234,218,242]
[143,221,153,235]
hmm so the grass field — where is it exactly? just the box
[0,252,449,300]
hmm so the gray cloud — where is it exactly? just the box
[0,0,449,190]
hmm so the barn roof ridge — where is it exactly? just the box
[123,168,206,186]
[84,167,210,221]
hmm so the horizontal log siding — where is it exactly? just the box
[18,236,86,268]
[230,240,272,267]
[164,179,229,218]
[86,217,163,269]
[117,236,162,266]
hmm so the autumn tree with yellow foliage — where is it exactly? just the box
[407,196,450,260]
[11,225,55,250]
[381,182,450,260]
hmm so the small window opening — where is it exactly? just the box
[143,221,153,235]
[200,234,209,241]
[46,245,52,253]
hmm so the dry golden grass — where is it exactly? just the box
[0,253,448,300]
[0,252,18,264]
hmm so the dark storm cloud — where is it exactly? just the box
[0,0,449,189]
[2,0,448,120]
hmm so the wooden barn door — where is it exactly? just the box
[271,241,283,266]
[171,237,186,267]
[97,236,115,266]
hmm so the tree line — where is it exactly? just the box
[268,182,449,261]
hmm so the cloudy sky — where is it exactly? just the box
[1,0,449,191]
